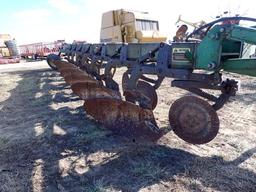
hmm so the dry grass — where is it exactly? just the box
[0,62,255,192]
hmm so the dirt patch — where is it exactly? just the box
[0,63,255,192]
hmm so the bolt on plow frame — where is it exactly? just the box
[47,17,256,144]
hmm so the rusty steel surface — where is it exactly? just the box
[124,81,158,110]
[59,68,87,77]
[122,73,158,110]
[64,74,98,85]
[71,82,121,100]
[57,64,77,70]
[169,96,219,144]
[84,98,163,142]
[58,65,77,72]
[54,60,74,69]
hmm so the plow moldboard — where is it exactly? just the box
[84,98,163,142]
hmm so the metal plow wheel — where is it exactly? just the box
[71,82,121,100]
[169,96,219,144]
[84,98,163,142]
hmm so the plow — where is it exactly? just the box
[47,16,256,144]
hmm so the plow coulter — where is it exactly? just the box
[47,17,256,144]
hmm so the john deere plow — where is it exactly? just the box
[47,17,256,144]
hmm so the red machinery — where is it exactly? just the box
[19,40,65,59]
[0,57,20,64]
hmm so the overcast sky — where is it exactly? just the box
[1,0,256,45]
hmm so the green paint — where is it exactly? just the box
[223,58,256,77]
[195,25,223,70]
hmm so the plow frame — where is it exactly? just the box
[61,41,237,111]
[47,18,256,144]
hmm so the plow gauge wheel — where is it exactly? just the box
[169,96,219,144]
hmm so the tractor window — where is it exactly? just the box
[136,19,159,31]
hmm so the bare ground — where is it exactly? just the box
[0,61,255,192]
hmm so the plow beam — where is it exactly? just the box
[223,58,256,77]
